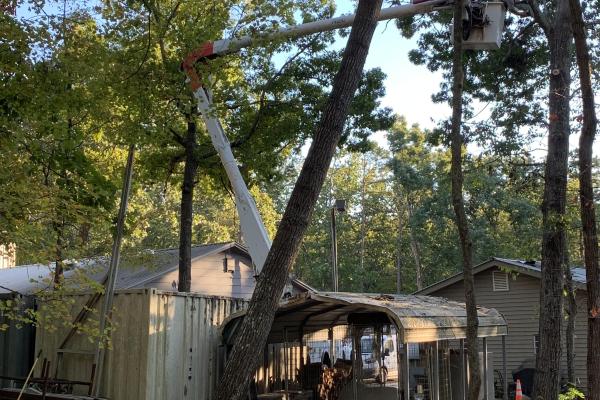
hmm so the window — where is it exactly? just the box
[533,334,540,354]
[492,271,510,291]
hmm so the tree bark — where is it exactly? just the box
[394,185,404,294]
[213,2,382,398]
[178,119,198,292]
[564,249,576,384]
[406,199,423,291]
[53,220,64,286]
[450,1,480,399]
[359,154,367,292]
[569,0,600,396]
[533,0,572,397]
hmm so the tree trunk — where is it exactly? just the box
[564,249,576,384]
[569,0,600,396]
[395,186,404,294]
[213,2,382,398]
[53,220,64,286]
[450,1,480,399]
[359,154,367,292]
[178,119,198,292]
[406,199,423,291]
[533,0,571,397]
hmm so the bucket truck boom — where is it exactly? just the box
[182,0,506,274]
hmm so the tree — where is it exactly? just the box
[1,4,119,267]
[214,1,383,398]
[527,0,572,397]
[177,118,198,292]
[449,0,480,398]
[569,0,600,395]
[388,117,437,291]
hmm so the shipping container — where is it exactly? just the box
[35,289,247,400]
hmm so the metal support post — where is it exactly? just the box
[328,327,335,362]
[404,343,411,400]
[434,341,440,400]
[352,327,359,400]
[395,331,402,400]
[460,339,466,400]
[483,337,488,400]
[330,207,338,291]
[92,145,135,397]
[284,328,289,395]
[502,336,508,400]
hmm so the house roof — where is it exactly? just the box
[95,242,246,290]
[222,291,507,344]
[0,264,62,295]
[416,257,587,296]
[0,242,313,296]
[0,242,239,295]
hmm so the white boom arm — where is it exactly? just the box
[195,87,272,272]
[183,0,504,274]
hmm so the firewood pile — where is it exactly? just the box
[317,364,352,400]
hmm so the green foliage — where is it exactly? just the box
[0,0,392,344]
[0,264,110,345]
[279,115,553,293]
[559,385,585,400]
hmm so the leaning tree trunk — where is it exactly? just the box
[450,0,480,399]
[533,0,571,397]
[569,0,600,396]
[213,2,382,399]
[178,119,198,292]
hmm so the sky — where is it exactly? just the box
[330,0,600,157]
[333,1,450,132]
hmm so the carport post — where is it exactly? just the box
[460,339,466,400]
[434,341,440,400]
[502,336,507,400]
[328,327,334,360]
[352,326,359,400]
[284,328,289,394]
[483,337,488,400]
[395,328,401,400]
[403,343,410,400]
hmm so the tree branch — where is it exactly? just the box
[170,128,186,147]
[526,0,551,36]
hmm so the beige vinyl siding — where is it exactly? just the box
[573,291,588,389]
[143,252,256,299]
[430,267,588,390]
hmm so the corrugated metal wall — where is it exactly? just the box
[0,295,35,388]
[145,293,247,400]
[35,289,247,400]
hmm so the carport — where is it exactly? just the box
[221,291,508,400]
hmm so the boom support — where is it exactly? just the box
[195,87,272,273]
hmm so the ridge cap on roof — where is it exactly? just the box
[151,241,238,253]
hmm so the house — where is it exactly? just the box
[0,243,16,269]
[416,257,588,393]
[0,242,309,299]
[0,242,311,399]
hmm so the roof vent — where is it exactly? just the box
[492,271,509,291]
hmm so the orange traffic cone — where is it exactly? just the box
[515,379,523,400]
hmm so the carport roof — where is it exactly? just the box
[222,291,507,344]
